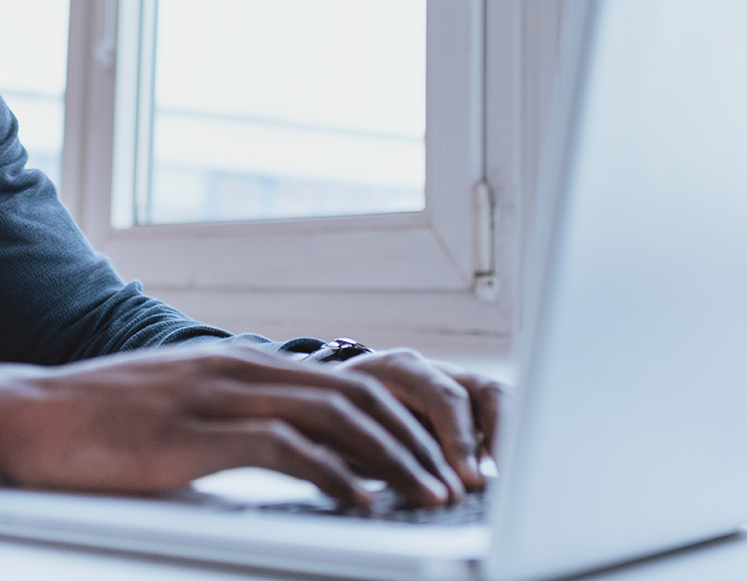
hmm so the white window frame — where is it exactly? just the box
[59,0,567,355]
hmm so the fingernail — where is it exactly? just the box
[424,476,449,505]
[351,486,373,509]
[462,456,484,490]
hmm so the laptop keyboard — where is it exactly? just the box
[254,488,489,525]
[166,477,491,526]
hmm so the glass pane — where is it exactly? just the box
[0,0,69,190]
[146,0,426,224]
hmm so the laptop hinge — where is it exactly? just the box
[473,178,499,303]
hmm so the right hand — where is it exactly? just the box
[0,345,462,508]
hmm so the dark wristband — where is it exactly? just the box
[302,338,374,363]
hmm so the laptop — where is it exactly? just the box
[2,0,747,579]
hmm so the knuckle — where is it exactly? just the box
[308,442,340,466]
[481,381,504,401]
[349,378,392,413]
[190,353,233,376]
[380,348,423,367]
[449,435,478,458]
[476,381,506,410]
[192,350,259,376]
[439,383,471,405]
[314,391,356,421]
[260,419,297,445]
[238,419,301,468]
[326,392,356,415]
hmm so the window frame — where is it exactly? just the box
[58,0,564,354]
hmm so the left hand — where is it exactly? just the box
[337,348,505,491]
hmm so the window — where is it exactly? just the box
[114,0,426,227]
[0,0,70,189]
[58,0,569,355]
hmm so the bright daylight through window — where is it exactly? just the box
[0,0,70,190]
[112,0,427,227]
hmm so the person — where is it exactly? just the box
[0,95,502,508]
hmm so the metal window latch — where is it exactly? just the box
[473,179,499,303]
[95,0,118,70]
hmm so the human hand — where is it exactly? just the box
[337,349,505,490]
[0,345,464,508]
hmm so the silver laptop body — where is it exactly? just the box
[2,1,747,579]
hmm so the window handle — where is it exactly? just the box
[474,179,499,303]
[95,0,118,70]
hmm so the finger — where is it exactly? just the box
[191,353,465,503]
[341,351,483,490]
[181,419,372,508]
[190,384,449,507]
[432,362,505,457]
[323,374,466,503]
[413,372,483,490]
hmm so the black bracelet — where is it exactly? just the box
[302,338,374,363]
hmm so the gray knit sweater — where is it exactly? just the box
[0,95,322,364]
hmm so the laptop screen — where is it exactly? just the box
[490,1,747,579]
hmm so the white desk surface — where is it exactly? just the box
[589,529,747,581]
[1,528,746,581]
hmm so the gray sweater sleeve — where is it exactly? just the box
[0,95,299,365]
